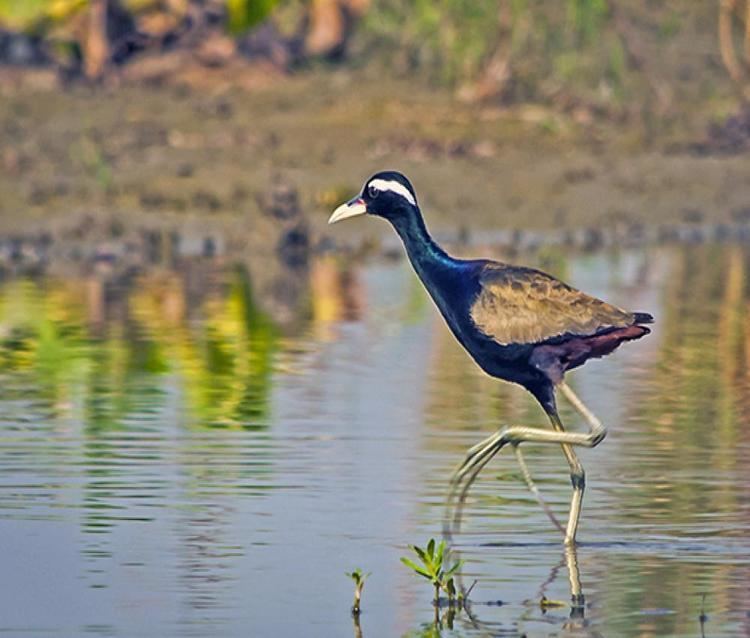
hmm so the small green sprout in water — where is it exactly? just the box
[540,595,567,610]
[346,568,371,615]
[400,538,464,606]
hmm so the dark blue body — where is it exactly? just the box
[388,212,547,393]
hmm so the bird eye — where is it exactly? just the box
[367,185,380,199]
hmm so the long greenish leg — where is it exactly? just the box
[556,381,606,545]
[446,422,604,540]
[447,380,606,544]
[546,410,585,546]
[452,422,605,485]
[513,444,564,534]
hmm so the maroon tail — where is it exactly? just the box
[530,324,651,384]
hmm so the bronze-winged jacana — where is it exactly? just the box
[329,171,653,545]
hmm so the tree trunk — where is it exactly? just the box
[84,0,109,80]
[304,0,370,58]
[719,0,750,102]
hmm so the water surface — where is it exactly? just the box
[0,244,749,637]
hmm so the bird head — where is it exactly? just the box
[328,171,418,225]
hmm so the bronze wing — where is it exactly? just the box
[469,263,636,346]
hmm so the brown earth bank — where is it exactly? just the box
[1,68,749,248]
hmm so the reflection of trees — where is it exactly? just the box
[130,265,278,428]
[625,245,749,518]
[0,263,278,430]
[601,244,750,637]
[0,262,285,604]
[310,255,364,340]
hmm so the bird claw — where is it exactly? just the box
[589,428,606,447]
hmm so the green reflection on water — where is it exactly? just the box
[0,263,283,567]
[598,244,750,637]
[1,246,749,637]
[618,245,750,525]
[0,264,278,430]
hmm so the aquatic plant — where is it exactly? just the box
[400,539,463,606]
[540,595,567,610]
[345,568,370,615]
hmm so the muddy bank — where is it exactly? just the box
[1,71,749,248]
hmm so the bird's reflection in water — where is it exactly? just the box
[440,484,604,637]
[536,545,584,614]
[383,546,600,637]
[534,546,603,636]
[454,548,596,636]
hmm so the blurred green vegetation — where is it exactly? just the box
[0,0,278,34]
[363,0,500,86]
[364,0,617,88]
[0,0,82,31]
[0,1,741,123]
[227,0,279,34]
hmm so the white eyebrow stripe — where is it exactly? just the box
[368,179,417,206]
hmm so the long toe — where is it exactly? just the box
[452,440,504,483]
[466,431,504,456]
[453,453,488,484]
